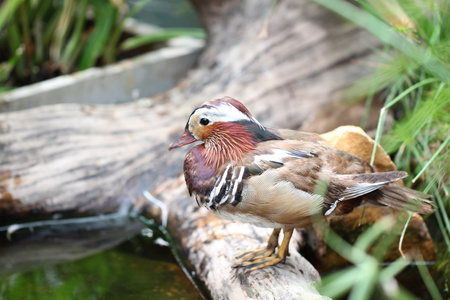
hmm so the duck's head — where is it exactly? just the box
[168,97,264,151]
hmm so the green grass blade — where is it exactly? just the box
[382,88,450,154]
[125,0,152,19]
[78,1,116,70]
[6,20,26,80]
[348,262,378,300]
[394,287,422,300]
[314,220,368,264]
[32,1,54,63]
[43,6,63,47]
[102,0,152,64]
[18,2,32,61]
[0,51,20,83]
[398,213,413,257]
[412,134,450,183]
[383,78,440,110]
[353,217,394,253]
[0,0,25,31]
[120,28,206,51]
[434,192,450,250]
[50,0,76,64]
[319,268,362,298]
[370,106,387,165]
[370,78,439,164]
[311,0,450,83]
[61,0,89,73]
[416,260,444,300]
[379,257,410,281]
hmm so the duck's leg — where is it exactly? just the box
[234,228,294,271]
[234,228,281,266]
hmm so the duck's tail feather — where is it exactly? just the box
[371,184,434,214]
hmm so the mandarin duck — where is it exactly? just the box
[169,97,434,271]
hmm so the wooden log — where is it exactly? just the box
[152,179,326,299]
[1,0,432,298]
[0,0,381,222]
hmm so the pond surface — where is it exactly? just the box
[0,229,201,300]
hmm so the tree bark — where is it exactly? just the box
[0,0,407,298]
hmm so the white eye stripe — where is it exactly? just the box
[193,103,253,124]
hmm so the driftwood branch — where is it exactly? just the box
[2,0,431,298]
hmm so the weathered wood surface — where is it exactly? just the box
[0,0,415,298]
[154,178,325,299]
[0,0,381,222]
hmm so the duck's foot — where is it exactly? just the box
[233,228,293,271]
[234,228,280,264]
[238,254,286,271]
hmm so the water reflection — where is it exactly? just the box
[0,232,200,299]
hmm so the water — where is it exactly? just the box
[0,211,202,300]
[0,231,201,300]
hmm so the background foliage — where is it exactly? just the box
[0,0,204,91]
[312,0,449,299]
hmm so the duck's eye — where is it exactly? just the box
[199,118,210,126]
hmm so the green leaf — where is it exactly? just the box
[78,1,117,70]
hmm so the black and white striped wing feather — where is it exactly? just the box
[206,165,250,210]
